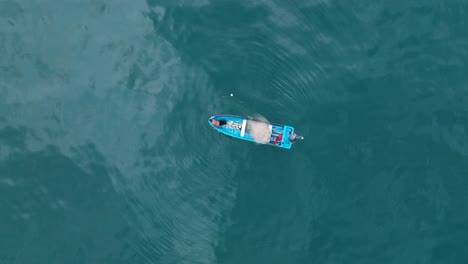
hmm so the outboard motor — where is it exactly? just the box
[289,132,304,143]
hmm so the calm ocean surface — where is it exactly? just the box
[1,0,468,263]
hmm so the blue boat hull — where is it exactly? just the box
[208,115,298,149]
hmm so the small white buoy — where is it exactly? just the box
[230,93,234,96]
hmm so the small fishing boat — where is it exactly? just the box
[208,115,303,149]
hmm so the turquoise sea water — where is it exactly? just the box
[1,1,468,263]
